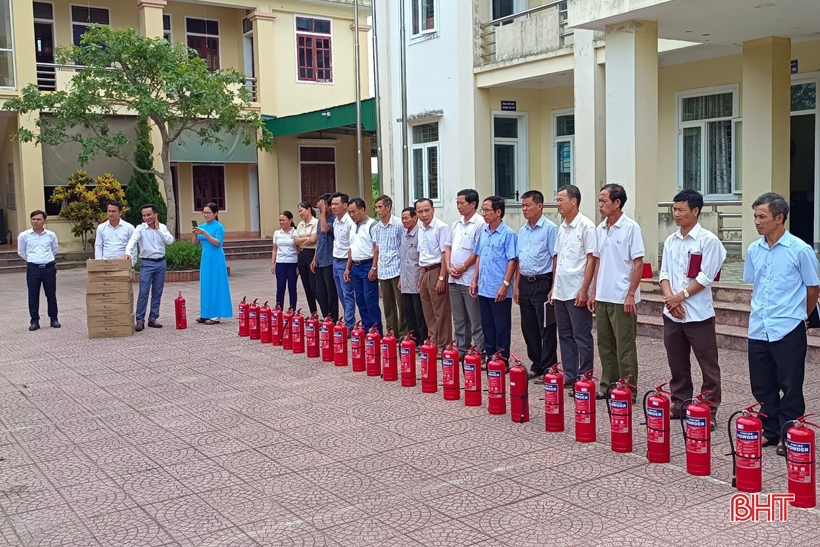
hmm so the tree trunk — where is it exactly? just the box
[160,143,176,235]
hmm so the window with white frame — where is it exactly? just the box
[411,123,439,201]
[163,14,172,43]
[296,16,332,83]
[186,18,220,72]
[553,110,574,197]
[493,114,527,201]
[0,0,15,88]
[411,0,436,37]
[71,5,109,47]
[678,87,737,197]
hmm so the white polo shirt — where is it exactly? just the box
[350,217,376,262]
[659,223,727,323]
[418,217,451,268]
[333,213,354,260]
[593,213,646,304]
[552,212,597,302]
[448,213,485,286]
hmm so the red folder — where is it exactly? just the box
[687,253,720,282]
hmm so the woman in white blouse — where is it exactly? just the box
[294,201,319,315]
[271,211,298,310]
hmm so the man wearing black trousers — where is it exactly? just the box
[18,210,60,331]
[744,193,820,456]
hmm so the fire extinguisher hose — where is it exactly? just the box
[604,382,616,420]
[726,409,743,488]
[679,397,695,443]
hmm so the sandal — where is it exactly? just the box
[595,392,607,400]
[761,437,776,447]
[533,377,545,384]
[204,319,220,325]
[196,317,206,324]
[776,442,786,457]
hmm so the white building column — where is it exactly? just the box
[605,20,659,267]
[741,37,791,253]
[573,29,605,221]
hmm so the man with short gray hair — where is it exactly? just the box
[374,194,406,336]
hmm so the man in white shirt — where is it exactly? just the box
[588,184,645,401]
[331,192,356,327]
[416,198,453,346]
[18,210,60,330]
[344,198,383,333]
[445,189,485,360]
[550,185,596,386]
[125,204,175,331]
[660,189,727,428]
[95,200,135,261]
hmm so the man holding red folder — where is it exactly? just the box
[659,189,727,428]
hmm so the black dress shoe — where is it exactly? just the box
[50,319,61,328]
[148,320,163,328]
[29,322,40,331]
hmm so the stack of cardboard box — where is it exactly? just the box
[86,259,135,338]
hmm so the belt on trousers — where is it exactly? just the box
[420,263,441,273]
[142,257,165,262]
[352,258,373,266]
[521,273,552,282]
[28,261,55,268]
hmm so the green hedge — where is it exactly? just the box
[135,240,201,272]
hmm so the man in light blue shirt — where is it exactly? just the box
[470,196,518,361]
[744,192,820,455]
[514,190,558,380]
[18,210,60,330]
[373,195,406,336]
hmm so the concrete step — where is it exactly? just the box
[640,292,750,328]
[225,250,273,261]
[641,279,752,304]
[637,314,820,362]
[222,239,272,249]
[0,260,87,275]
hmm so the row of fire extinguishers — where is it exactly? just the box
[233,296,818,510]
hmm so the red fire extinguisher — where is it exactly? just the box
[606,375,636,453]
[509,353,529,424]
[381,328,398,381]
[259,301,271,344]
[463,345,482,407]
[270,305,283,346]
[282,308,294,350]
[543,363,564,433]
[783,414,819,508]
[487,351,507,416]
[351,321,365,372]
[365,325,382,376]
[320,315,334,362]
[248,298,260,340]
[174,291,187,330]
[728,403,766,493]
[238,297,249,337]
[334,319,349,367]
[400,332,417,387]
[642,382,673,464]
[441,341,460,401]
[574,371,598,443]
[291,309,305,354]
[305,312,320,358]
[420,338,438,393]
[680,390,714,476]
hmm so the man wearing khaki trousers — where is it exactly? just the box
[415,198,453,346]
[374,195,407,337]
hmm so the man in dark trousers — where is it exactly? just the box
[18,210,60,330]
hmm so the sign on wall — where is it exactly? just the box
[501,101,517,112]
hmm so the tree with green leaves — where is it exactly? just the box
[124,116,167,226]
[5,25,274,232]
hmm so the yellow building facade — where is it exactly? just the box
[0,0,371,249]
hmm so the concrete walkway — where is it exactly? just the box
[1,259,818,546]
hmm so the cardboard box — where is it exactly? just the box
[87,292,134,305]
[87,281,133,294]
[87,313,134,328]
[88,324,135,339]
[87,259,133,272]
[87,302,133,317]
[88,269,134,283]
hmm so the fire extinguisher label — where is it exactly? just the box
[464,364,475,390]
[421,354,429,378]
[307,325,315,335]
[575,392,590,401]
[647,407,665,443]
[401,348,411,373]
[611,400,628,411]
[544,383,560,414]
[442,359,454,385]
[487,370,501,395]
[687,440,708,453]
[382,344,389,359]
[737,431,759,441]
[687,417,708,441]
[611,416,629,434]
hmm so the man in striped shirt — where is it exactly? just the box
[374,195,406,337]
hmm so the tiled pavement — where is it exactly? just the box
[1,259,819,547]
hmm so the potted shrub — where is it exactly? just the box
[133,240,230,282]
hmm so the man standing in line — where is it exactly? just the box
[588,184,645,401]
[344,198,383,333]
[550,185,596,388]
[125,204,175,331]
[416,198,453,346]
[330,192,356,327]
[445,189,485,362]
[744,192,819,455]
[470,196,518,361]
[659,189,726,429]
[399,207,428,343]
[374,195,406,336]
[312,193,338,321]
[95,200,134,261]
[18,210,60,331]
[515,190,558,381]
